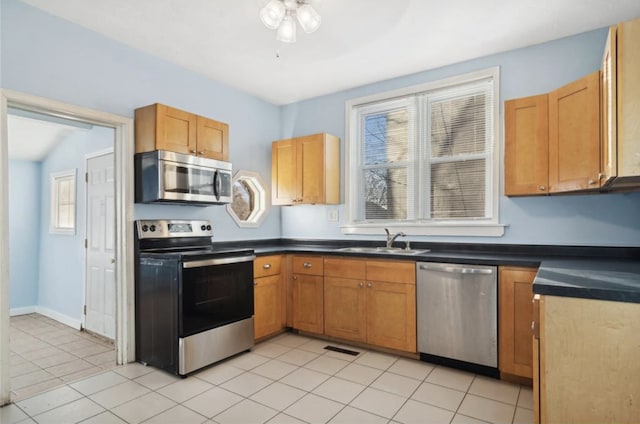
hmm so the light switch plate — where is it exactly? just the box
[327,210,339,222]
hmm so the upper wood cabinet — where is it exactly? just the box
[135,103,229,161]
[498,266,536,380]
[504,71,601,195]
[272,133,340,205]
[504,94,549,195]
[548,71,601,193]
[601,18,640,189]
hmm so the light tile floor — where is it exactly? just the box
[9,313,116,401]
[1,332,534,424]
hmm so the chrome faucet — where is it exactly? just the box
[385,228,406,248]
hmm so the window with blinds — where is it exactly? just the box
[347,69,498,233]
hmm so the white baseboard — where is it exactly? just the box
[9,305,82,330]
[9,306,37,316]
[36,306,82,330]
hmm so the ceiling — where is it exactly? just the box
[19,0,640,105]
[8,111,91,161]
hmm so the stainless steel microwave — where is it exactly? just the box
[135,150,232,205]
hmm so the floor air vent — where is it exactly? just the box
[324,345,360,356]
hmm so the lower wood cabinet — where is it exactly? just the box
[498,266,537,379]
[291,255,324,335]
[535,295,640,423]
[253,255,284,340]
[324,258,367,343]
[324,257,416,353]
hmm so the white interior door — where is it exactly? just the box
[85,151,115,339]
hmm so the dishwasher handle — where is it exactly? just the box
[418,264,494,275]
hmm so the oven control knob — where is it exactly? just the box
[141,224,149,232]
[206,225,212,231]
[201,225,206,231]
[149,225,156,232]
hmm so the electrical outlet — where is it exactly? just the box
[327,210,339,222]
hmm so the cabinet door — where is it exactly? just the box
[498,266,536,378]
[196,116,229,161]
[292,274,324,334]
[272,139,297,205]
[298,134,326,204]
[254,274,282,340]
[366,280,416,352]
[504,95,549,195]
[155,104,197,155]
[548,71,601,192]
[324,277,366,342]
[600,25,617,185]
[617,18,640,178]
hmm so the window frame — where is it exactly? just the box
[49,168,77,235]
[226,169,270,228]
[343,67,504,237]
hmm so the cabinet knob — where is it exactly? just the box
[358,282,364,288]
[254,281,258,286]
[190,149,196,154]
[538,185,546,191]
[198,151,205,155]
[588,179,596,185]
[367,282,372,288]
[293,276,297,280]
[303,262,312,268]
[263,263,271,269]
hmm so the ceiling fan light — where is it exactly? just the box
[276,13,297,43]
[283,0,297,9]
[260,0,285,30]
[296,4,321,33]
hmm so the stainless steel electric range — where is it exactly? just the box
[134,219,255,376]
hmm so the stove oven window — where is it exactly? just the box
[180,259,254,336]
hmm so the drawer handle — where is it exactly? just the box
[303,262,312,268]
[263,263,271,269]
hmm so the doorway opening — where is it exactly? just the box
[0,90,135,405]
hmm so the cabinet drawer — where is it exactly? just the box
[366,260,415,284]
[254,255,282,278]
[292,255,324,275]
[324,257,365,279]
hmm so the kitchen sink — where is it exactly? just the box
[335,246,430,255]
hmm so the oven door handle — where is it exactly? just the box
[183,254,256,268]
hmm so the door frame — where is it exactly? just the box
[0,89,135,405]
[83,147,115,336]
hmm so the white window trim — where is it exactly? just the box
[343,67,505,237]
[49,168,77,235]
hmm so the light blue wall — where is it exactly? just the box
[2,0,640,248]
[8,160,41,309]
[0,0,282,241]
[280,29,640,246]
[37,125,114,320]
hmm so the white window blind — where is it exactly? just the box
[425,80,493,220]
[346,68,500,235]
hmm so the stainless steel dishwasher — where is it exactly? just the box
[417,262,498,377]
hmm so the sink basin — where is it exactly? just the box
[336,246,430,255]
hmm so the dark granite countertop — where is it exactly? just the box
[214,239,640,304]
[533,259,640,303]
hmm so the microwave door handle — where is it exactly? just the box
[213,170,221,201]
